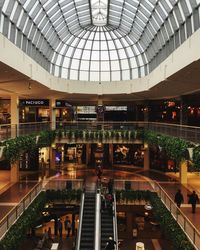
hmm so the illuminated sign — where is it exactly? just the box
[56,100,72,108]
[105,106,127,111]
[76,106,96,114]
[19,99,49,106]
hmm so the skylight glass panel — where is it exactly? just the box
[0,0,198,82]
[91,0,108,26]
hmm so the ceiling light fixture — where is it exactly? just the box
[28,82,31,89]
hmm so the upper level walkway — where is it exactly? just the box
[0,164,200,249]
[1,121,200,144]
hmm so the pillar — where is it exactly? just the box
[126,212,133,237]
[143,144,150,171]
[72,213,75,236]
[49,146,56,169]
[86,144,91,166]
[96,96,104,122]
[179,160,188,184]
[109,144,113,166]
[10,161,19,182]
[10,94,19,137]
[49,98,56,130]
[140,100,149,122]
[180,97,188,125]
[135,105,139,121]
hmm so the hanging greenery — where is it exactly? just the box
[191,145,200,172]
[0,189,82,250]
[0,192,46,250]
[144,130,194,170]
[55,129,143,143]
[2,130,56,163]
[116,190,195,250]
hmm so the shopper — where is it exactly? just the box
[58,219,63,238]
[174,189,184,208]
[188,191,199,213]
[105,236,116,250]
[64,217,72,237]
[108,179,113,194]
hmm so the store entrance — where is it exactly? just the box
[90,143,110,168]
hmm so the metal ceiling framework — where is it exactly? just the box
[0,0,200,82]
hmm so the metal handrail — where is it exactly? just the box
[75,192,85,250]
[1,121,200,144]
[114,179,200,250]
[94,189,101,250]
[113,193,118,250]
[154,181,200,250]
[0,181,43,240]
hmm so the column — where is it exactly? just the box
[49,146,56,169]
[10,161,19,182]
[96,96,104,123]
[143,144,150,171]
[49,98,56,130]
[10,94,19,137]
[126,212,133,237]
[143,103,149,122]
[180,97,188,125]
[179,160,188,184]
[86,144,91,166]
[135,105,139,121]
[109,144,113,166]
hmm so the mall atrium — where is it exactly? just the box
[0,0,200,250]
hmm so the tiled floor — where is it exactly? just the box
[1,164,200,249]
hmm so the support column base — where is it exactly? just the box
[10,161,19,183]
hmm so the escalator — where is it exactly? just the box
[100,200,114,249]
[79,191,96,250]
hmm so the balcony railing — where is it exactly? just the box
[0,182,43,240]
[0,179,83,240]
[114,179,200,250]
[1,121,200,144]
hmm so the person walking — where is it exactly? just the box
[188,191,199,213]
[58,219,63,238]
[174,189,184,208]
[108,179,113,194]
[105,236,116,250]
[64,217,72,237]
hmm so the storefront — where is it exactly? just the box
[0,99,10,124]
[54,143,86,166]
[19,99,50,122]
[113,144,143,166]
[55,100,74,122]
[75,106,97,121]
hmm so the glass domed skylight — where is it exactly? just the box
[0,0,199,82]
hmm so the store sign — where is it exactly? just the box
[19,99,49,106]
[56,100,72,108]
[77,106,96,114]
[105,106,127,111]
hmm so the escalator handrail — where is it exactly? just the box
[113,192,119,250]
[75,191,85,250]
[94,188,101,250]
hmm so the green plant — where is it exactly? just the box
[144,130,194,171]
[0,192,46,250]
[57,129,63,140]
[130,130,135,140]
[68,130,73,139]
[192,146,200,172]
[116,190,195,250]
[46,189,82,202]
[2,130,56,163]
[0,189,82,250]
